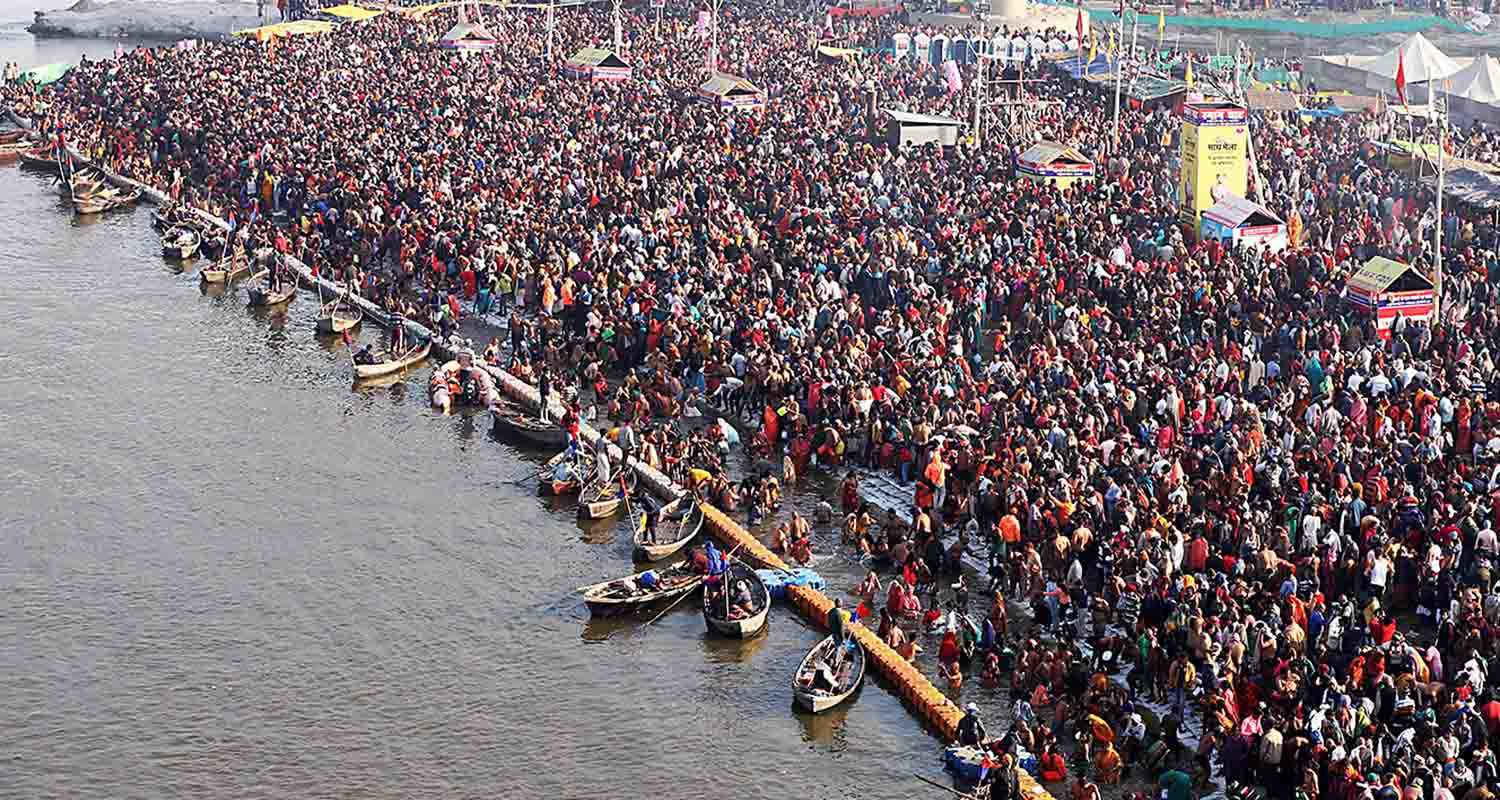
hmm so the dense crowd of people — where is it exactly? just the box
[7,3,1500,799]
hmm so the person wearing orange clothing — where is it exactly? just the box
[924,450,948,513]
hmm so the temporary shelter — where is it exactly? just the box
[1445,55,1500,105]
[816,45,860,65]
[234,20,336,39]
[17,61,72,85]
[1344,256,1434,337]
[1426,168,1500,210]
[892,32,911,61]
[1198,195,1287,253]
[1362,32,1461,84]
[929,34,948,66]
[562,47,632,81]
[1056,51,1112,79]
[1430,55,1500,126]
[698,74,766,110]
[321,3,383,21]
[1017,141,1095,189]
[436,21,498,50]
[884,109,963,148]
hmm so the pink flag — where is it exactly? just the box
[942,59,962,94]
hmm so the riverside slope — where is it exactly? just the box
[30,0,265,39]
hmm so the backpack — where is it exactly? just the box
[1260,728,1284,766]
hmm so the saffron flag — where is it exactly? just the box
[1157,11,1164,35]
[1395,47,1407,106]
[943,59,962,94]
[1184,57,1194,87]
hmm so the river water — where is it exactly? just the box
[0,36,976,800]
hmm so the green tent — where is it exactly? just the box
[19,62,73,85]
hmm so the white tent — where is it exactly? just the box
[1364,32,1461,83]
[1446,54,1500,104]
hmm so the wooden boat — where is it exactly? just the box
[490,403,568,448]
[579,562,704,617]
[199,234,225,258]
[71,172,106,194]
[429,360,495,412]
[0,129,30,144]
[247,281,297,307]
[703,562,770,638]
[200,249,252,284]
[17,148,59,170]
[537,450,594,496]
[161,227,200,259]
[0,140,35,162]
[353,340,431,380]
[73,189,140,215]
[578,468,639,520]
[632,497,703,562]
[315,298,363,334]
[149,208,201,231]
[792,635,866,713]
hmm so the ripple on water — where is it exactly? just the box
[0,168,958,800]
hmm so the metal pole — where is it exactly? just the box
[546,0,554,59]
[1110,3,1126,151]
[1434,96,1445,325]
[709,0,719,75]
[613,0,622,52]
[1125,7,1139,107]
[973,14,986,149]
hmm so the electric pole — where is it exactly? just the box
[1110,0,1126,151]
[1434,94,1446,324]
[612,0,622,52]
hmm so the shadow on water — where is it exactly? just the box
[793,694,861,749]
[576,514,619,546]
[701,624,772,664]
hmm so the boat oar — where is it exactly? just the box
[912,774,975,799]
[643,580,699,626]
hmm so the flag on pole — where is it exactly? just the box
[1088,31,1097,65]
[1395,47,1408,107]
[1157,11,1164,35]
[1107,29,1116,59]
[1184,58,1194,87]
[1076,7,1084,48]
[943,59,962,94]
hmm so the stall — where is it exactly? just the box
[883,109,964,148]
[697,74,767,110]
[234,20,337,39]
[562,47,633,81]
[1017,141,1095,190]
[436,21,498,50]
[320,3,384,21]
[1199,195,1288,252]
[1345,256,1434,338]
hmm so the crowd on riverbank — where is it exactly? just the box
[8,2,1500,798]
